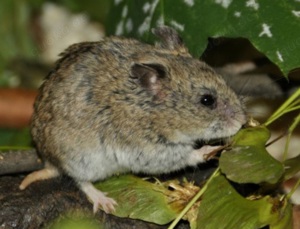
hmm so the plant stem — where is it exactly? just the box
[265,88,300,126]
[167,168,220,229]
[282,113,300,161]
[286,178,300,201]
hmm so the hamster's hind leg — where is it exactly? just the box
[79,181,117,213]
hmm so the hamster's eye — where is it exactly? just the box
[200,94,216,109]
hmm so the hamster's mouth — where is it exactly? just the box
[193,122,248,150]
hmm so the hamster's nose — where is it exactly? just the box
[223,100,247,124]
[223,100,237,119]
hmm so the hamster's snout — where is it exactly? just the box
[220,98,247,126]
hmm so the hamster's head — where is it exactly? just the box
[129,57,247,145]
[126,26,247,145]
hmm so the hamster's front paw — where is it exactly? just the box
[79,181,117,214]
[187,145,221,166]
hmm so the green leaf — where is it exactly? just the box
[106,0,300,75]
[196,174,292,229]
[284,154,300,180]
[49,215,104,229]
[230,126,271,146]
[269,199,293,229]
[0,1,37,86]
[219,126,284,184]
[0,128,31,148]
[95,175,178,225]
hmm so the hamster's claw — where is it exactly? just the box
[93,195,117,214]
[79,181,118,214]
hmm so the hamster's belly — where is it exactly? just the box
[60,143,193,181]
[61,147,128,182]
[113,144,194,174]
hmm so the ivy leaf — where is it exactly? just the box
[196,174,292,229]
[219,126,285,184]
[106,0,300,75]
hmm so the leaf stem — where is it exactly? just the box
[167,168,220,229]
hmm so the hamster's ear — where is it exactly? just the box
[152,26,190,56]
[130,63,166,99]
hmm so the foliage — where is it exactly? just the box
[0,128,31,149]
[95,175,179,224]
[49,214,104,229]
[0,0,36,87]
[0,0,110,88]
[196,174,292,229]
[106,0,300,76]
[219,126,284,184]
